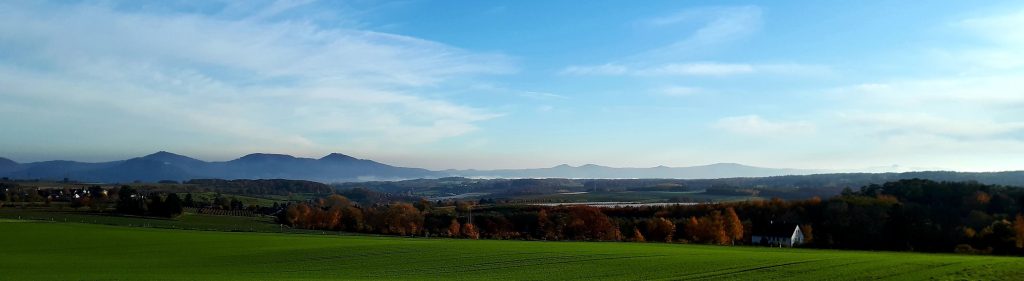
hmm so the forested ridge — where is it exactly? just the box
[286,179,1024,255]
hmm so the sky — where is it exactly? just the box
[1,0,1024,171]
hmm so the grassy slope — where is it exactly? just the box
[0,209,282,232]
[2,221,1023,280]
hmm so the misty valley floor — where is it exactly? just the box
[2,221,1023,280]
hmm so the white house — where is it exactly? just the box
[751,223,804,247]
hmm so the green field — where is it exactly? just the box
[503,190,758,203]
[2,221,1023,280]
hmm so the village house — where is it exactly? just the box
[751,223,804,247]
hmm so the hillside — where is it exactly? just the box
[446,162,821,179]
[2,222,1021,280]
[0,152,823,183]
[0,152,440,183]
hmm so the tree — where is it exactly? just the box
[1015,214,1024,249]
[287,204,313,228]
[213,196,230,210]
[147,194,166,217]
[632,227,646,242]
[447,219,461,237]
[325,206,343,230]
[183,193,195,208]
[342,206,364,232]
[383,203,423,236]
[116,186,145,215]
[163,193,184,217]
[801,224,814,245]
[684,216,701,242]
[723,207,744,245]
[694,211,728,245]
[564,206,621,241]
[647,217,675,243]
[326,194,352,208]
[536,209,556,240]
[462,223,480,239]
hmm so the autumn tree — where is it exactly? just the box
[287,203,313,228]
[536,209,557,240]
[646,217,675,243]
[447,219,461,237]
[801,224,814,244]
[723,207,743,245]
[684,216,701,242]
[383,203,424,236]
[342,205,365,231]
[1015,214,1024,249]
[632,227,646,242]
[564,206,621,241]
[462,222,480,239]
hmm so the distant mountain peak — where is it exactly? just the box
[235,153,296,162]
[706,162,751,168]
[0,157,17,166]
[141,151,202,164]
[143,151,186,159]
[148,151,176,156]
[320,153,359,162]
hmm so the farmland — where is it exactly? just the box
[2,221,1023,280]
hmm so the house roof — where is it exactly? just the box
[752,223,799,237]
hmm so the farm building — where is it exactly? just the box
[751,223,804,247]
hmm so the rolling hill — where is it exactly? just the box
[0,152,440,183]
[0,152,823,183]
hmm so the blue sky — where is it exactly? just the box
[2,0,1024,171]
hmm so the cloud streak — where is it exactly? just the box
[560,62,827,77]
[713,115,815,137]
[0,1,513,159]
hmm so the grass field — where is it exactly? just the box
[0,208,284,232]
[506,190,758,203]
[2,221,1023,280]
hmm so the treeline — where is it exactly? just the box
[115,186,183,218]
[616,179,1024,254]
[286,179,1024,255]
[339,172,1024,200]
[279,196,748,245]
[185,179,334,196]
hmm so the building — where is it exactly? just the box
[751,223,804,247]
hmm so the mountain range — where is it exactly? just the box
[0,151,825,183]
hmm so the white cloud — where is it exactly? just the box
[713,115,815,136]
[638,63,754,76]
[840,112,1024,139]
[834,76,1024,108]
[0,1,513,158]
[927,9,1024,71]
[658,86,702,97]
[559,64,629,76]
[958,9,1024,45]
[519,91,568,100]
[561,6,778,78]
[639,6,762,57]
[560,62,827,77]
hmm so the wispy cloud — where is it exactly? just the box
[0,1,514,158]
[658,86,703,97]
[559,64,630,76]
[713,115,815,136]
[519,91,569,100]
[561,62,827,77]
[638,6,762,58]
